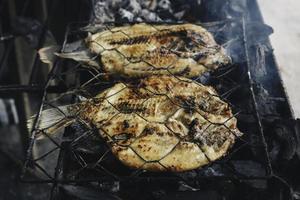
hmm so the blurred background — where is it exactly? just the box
[258,0,300,118]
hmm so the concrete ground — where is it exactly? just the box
[257,0,300,118]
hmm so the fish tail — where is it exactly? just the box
[55,51,99,67]
[39,41,100,68]
[38,45,61,67]
[27,104,78,140]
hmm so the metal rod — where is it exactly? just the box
[20,19,70,187]
[242,17,273,176]
[21,57,62,181]
[19,174,273,185]
[28,0,57,84]
[0,84,67,93]
[0,34,14,41]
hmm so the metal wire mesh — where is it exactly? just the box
[21,19,272,189]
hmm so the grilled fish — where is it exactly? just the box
[28,75,242,172]
[42,23,231,78]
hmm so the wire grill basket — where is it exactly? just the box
[21,19,272,189]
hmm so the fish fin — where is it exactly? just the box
[80,24,110,33]
[38,45,61,67]
[39,40,100,68]
[27,105,77,140]
[55,51,100,67]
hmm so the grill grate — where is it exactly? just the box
[20,19,273,187]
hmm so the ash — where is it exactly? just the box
[91,0,202,22]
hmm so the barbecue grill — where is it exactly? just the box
[1,0,299,199]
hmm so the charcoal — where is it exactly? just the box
[97,182,120,192]
[231,160,266,177]
[202,165,224,176]
[118,9,135,21]
[294,192,300,200]
[297,119,300,159]
[243,180,267,189]
[200,0,248,20]
[237,114,256,124]
[60,185,122,200]
[177,170,197,179]
[139,9,162,21]
[254,85,279,116]
[157,0,171,10]
[293,186,300,200]
[152,189,167,199]
[0,152,52,200]
[223,39,246,64]
[246,23,273,47]
[178,181,200,192]
[161,190,221,200]
[216,180,236,197]
[254,44,269,78]
[269,140,280,163]
[228,0,248,14]
[273,123,297,161]
[91,0,203,23]
[267,120,298,163]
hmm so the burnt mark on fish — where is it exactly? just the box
[188,118,202,141]
[116,102,147,114]
[143,127,156,135]
[177,66,191,76]
[108,29,191,46]
[112,133,133,141]
[175,95,197,111]
[109,35,150,45]
[188,119,233,147]
[123,120,130,128]
[187,30,208,47]
[192,52,206,62]
[198,99,210,111]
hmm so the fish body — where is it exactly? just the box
[28,76,241,172]
[55,23,230,78]
[72,75,242,171]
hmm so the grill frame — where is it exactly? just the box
[20,19,274,186]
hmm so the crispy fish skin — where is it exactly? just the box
[77,75,242,172]
[84,23,231,78]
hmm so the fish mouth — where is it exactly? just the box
[217,53,232,67]
[191,50,232,70]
